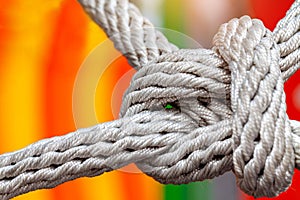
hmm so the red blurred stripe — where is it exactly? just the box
[43,0,89,199]
[244,1,300,200]
[250,0,294,30]
[286,70,300,120]
[0,1,14,67]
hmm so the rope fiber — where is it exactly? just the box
[1,0,300,199]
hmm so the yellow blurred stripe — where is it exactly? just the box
[84,21,108,54]
[0,0,62,150]
[0,1,62,199]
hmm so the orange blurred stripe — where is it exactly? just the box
[95,55,162,200]
[95,56,141,200]
[0,1,13,65]
[43,0,89,199]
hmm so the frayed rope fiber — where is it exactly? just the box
[1,0,300,199]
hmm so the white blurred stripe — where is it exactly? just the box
[293,85,300,110]
[213,172,238,200]
[131,0,163,27]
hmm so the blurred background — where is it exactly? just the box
[0,0,299,199]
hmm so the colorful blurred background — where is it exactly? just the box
[0,0,300,199]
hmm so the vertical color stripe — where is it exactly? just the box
[162,0,186,48]
[43,0,88,199]
[250,0,294,30]
[0,0,61,199]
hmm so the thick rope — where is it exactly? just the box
[78,0,178,70]
[214,15,296,196]
[0,111,195,199]
[0,0,300,199]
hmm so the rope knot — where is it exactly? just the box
[119,48,234,187]
[214,16,294,197]
[117,15,300,198]
[1,1,300,199]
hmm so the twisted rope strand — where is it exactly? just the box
[0,0,300,199]
[78,0,178,70]
[273,0,300,80]
[0,111,192,199]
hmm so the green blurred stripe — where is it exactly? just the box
[187,181,211,200]
[162,0,212,199]
[162,0,186,48]
[164,185,188,200]
[164,181,212,200]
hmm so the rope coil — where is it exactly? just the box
[0,0,300,199]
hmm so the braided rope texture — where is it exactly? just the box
[0,0,300,199]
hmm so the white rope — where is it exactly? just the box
[79,0,178,70]
[0,0,300,199]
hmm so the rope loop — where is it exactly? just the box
[214,15,295,197]
[0,0,300,199]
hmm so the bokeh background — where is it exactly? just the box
[0,0,300,199]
